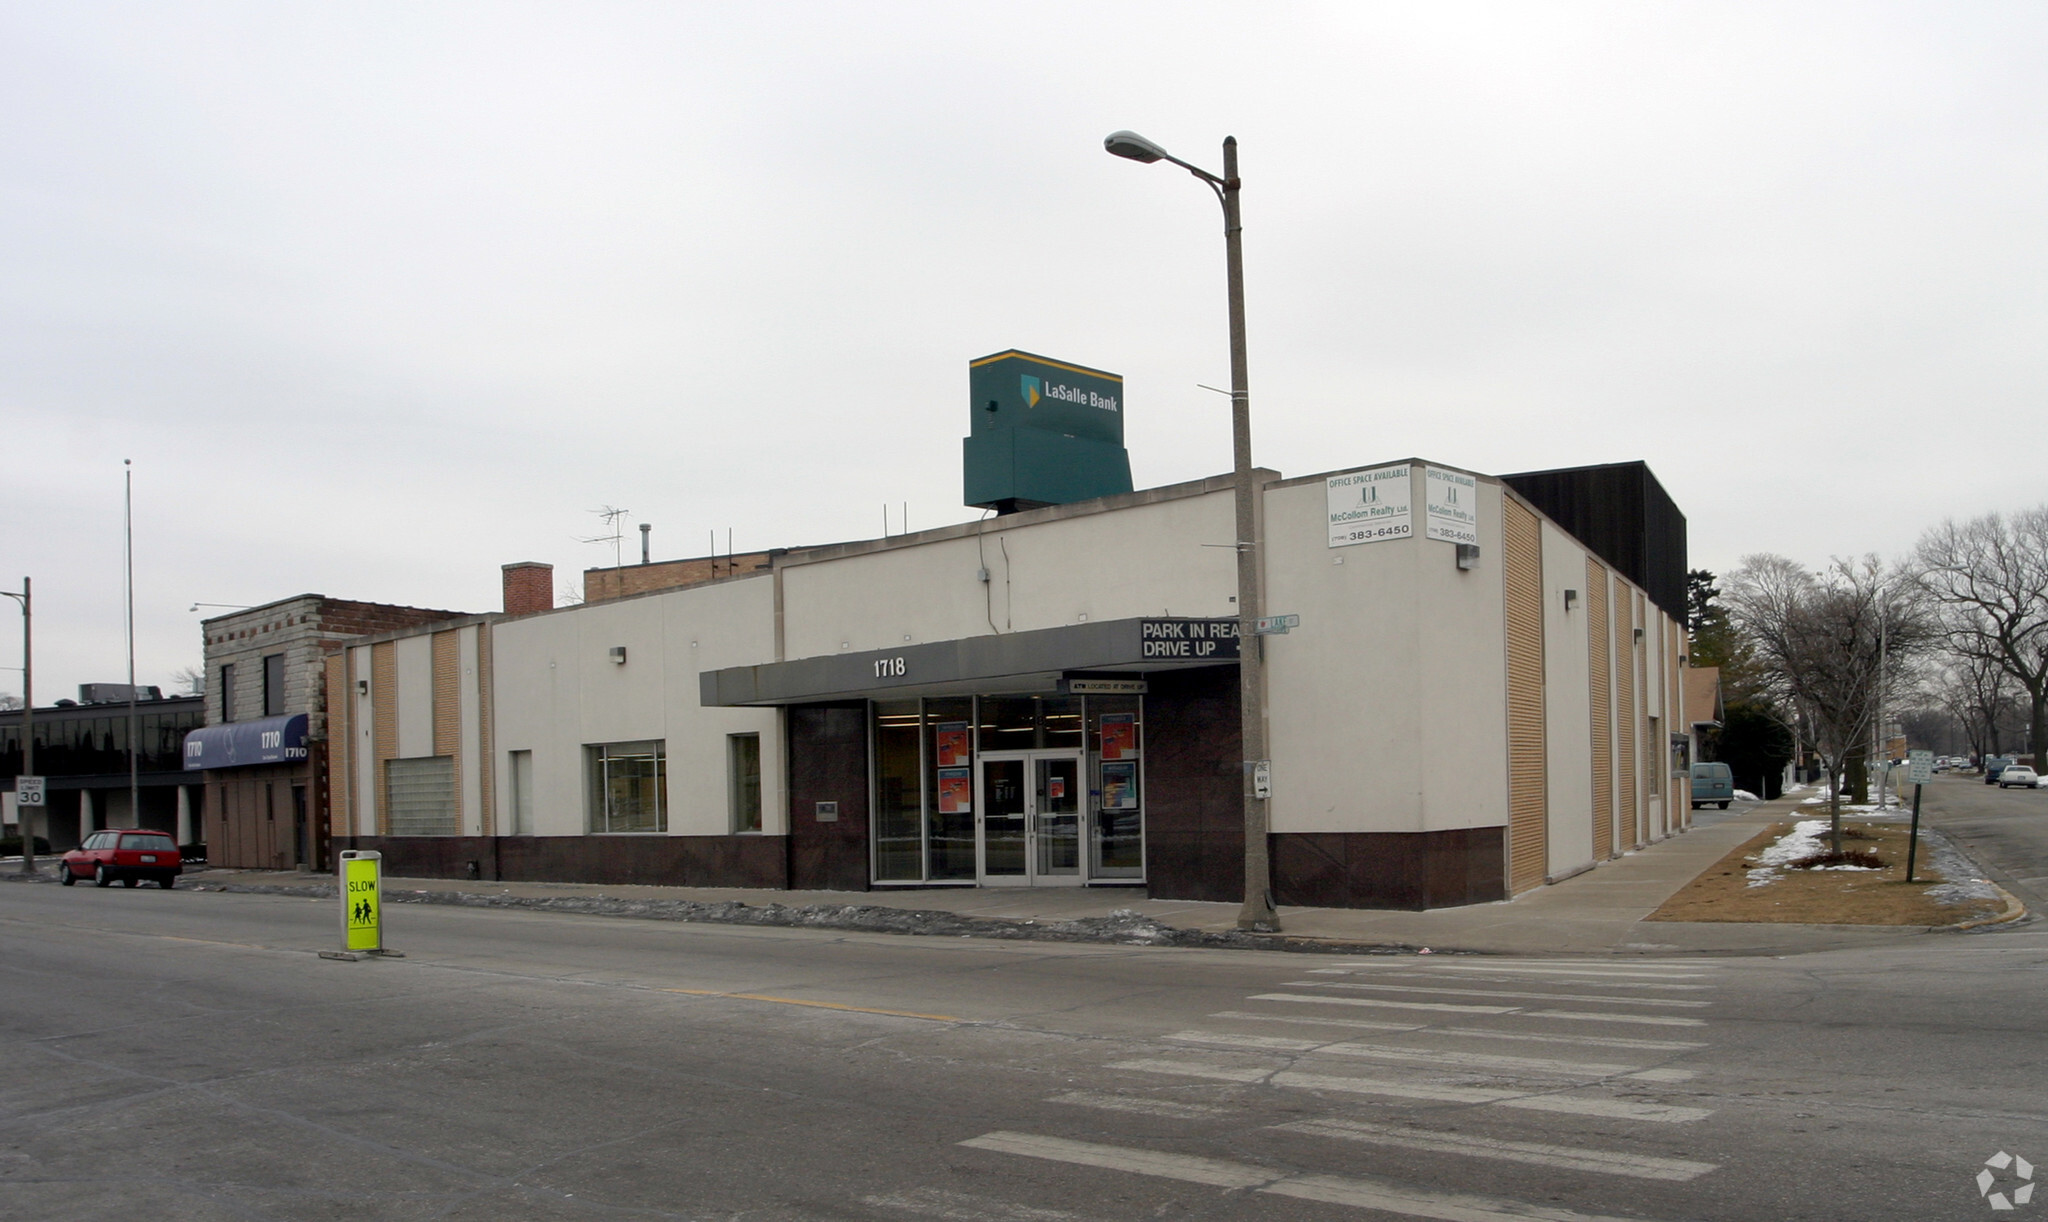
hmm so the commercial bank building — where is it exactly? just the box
[322,352,1698,910]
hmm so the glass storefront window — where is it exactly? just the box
[1088,696,1145,878]
[871,692,1145,885]
[873,701,922,881]
[925,697,976,880]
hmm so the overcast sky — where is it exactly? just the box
[5,2,2045,702]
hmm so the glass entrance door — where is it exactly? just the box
[977,750,1084,886]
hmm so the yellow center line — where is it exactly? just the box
[662,988,959,1022]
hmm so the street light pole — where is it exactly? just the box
[3,577,34,874]
[1105,130,1279,931]
[126,460,140,829]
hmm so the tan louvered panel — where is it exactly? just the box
[1636,589,1652,845]
[1669,619,1685,831]
[1504,499,1547,894]
[1614,587,1637,851]
[1586,559,1613,860]
[432,631,462,825]
[325,652,350,841]
[372,641,396,836]
[478,625,495,837]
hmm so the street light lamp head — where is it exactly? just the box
[1103,130,1169,164]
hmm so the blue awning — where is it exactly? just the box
[182,713,309,770]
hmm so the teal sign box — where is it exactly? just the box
[964,350,1133,511]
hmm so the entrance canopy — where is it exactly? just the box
[700,617,1239,707]
[181,713,309,770]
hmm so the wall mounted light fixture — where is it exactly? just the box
[1563,589,1579,611]
[1455,543,1480,570]
[608,646,627,665]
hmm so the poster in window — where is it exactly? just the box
[935,722,970,767]
[937,767,972,814]
[1048,775,1066,801]
[1100,713,1136,760]
[1101,761,1138,811]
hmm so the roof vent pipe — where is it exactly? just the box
[639,523,651,565]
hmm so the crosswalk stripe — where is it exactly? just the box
[1111,1059,1713,1123]
[1419,965,1713,980]
[1164,1031,1325,1052]
[960,1131,1267,1189]
[1108,1058,1271,1082]
[1355,971,1711,992]
[1322,1041,1643,1078]
[1251,992,1519,1015]
[1434,1027,1708,1051]
[1355,959,1713,974]
[1525,1010,1708,1027]
[961,1131,1663,1222]
[1208,1009,1427,1033]
[1047,1090,1233,1120]
[1214,1010,1707,1050]
[1277,1117,1720,1181]
[1288,982,1710,1008]
[1165,1031,1642,1077]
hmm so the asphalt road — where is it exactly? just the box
[3,878,2044,1221]
[1920,773,2048,908]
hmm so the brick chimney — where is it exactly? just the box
[501,562,554,617]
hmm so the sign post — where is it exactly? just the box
[322,849,401,960]
[1905,749,1933,882]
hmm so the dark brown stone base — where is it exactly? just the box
[1272,827,1507,910]
[341,834,789,889]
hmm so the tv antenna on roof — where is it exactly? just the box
[580,506,631,571]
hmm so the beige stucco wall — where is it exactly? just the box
[490,575,783,838]
[779,483,1239,660]
[394,634,433,759]
[457,626,483,837]
[1540,520,1594,875]
[349,644,376,837]
[1259,465,1510,836]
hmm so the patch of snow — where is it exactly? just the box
[1733,789,1760,802]
[1744,819,1879,885]
[1757,820,1832,866]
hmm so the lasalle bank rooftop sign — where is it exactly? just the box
[968,349,1125,446]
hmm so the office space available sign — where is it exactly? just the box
[1424,466,1479,544]
[1327,465,1412,547]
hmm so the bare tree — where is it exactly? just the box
[1725,554,1932,851]
[1915,507,2048,763]
[1927,650,2018,761]
[170,665,205,696]
[0,693,21,711]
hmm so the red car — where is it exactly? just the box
[60,829,182,889]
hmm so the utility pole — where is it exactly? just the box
[3,577,33,874]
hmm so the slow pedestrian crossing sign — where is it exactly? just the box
[341,851,382,952]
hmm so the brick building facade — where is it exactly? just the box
[193,596,468,870]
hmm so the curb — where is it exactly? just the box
[1949,883,2030,932]
[170,877,1456,958]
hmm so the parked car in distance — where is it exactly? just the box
[60,829,182,889]
[1997,765,2039,789]
[1690,762,1735,809]
[1985,756,2018,785]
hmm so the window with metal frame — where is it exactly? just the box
[587,741,665,834]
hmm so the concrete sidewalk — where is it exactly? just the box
[165,788,2017,957]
